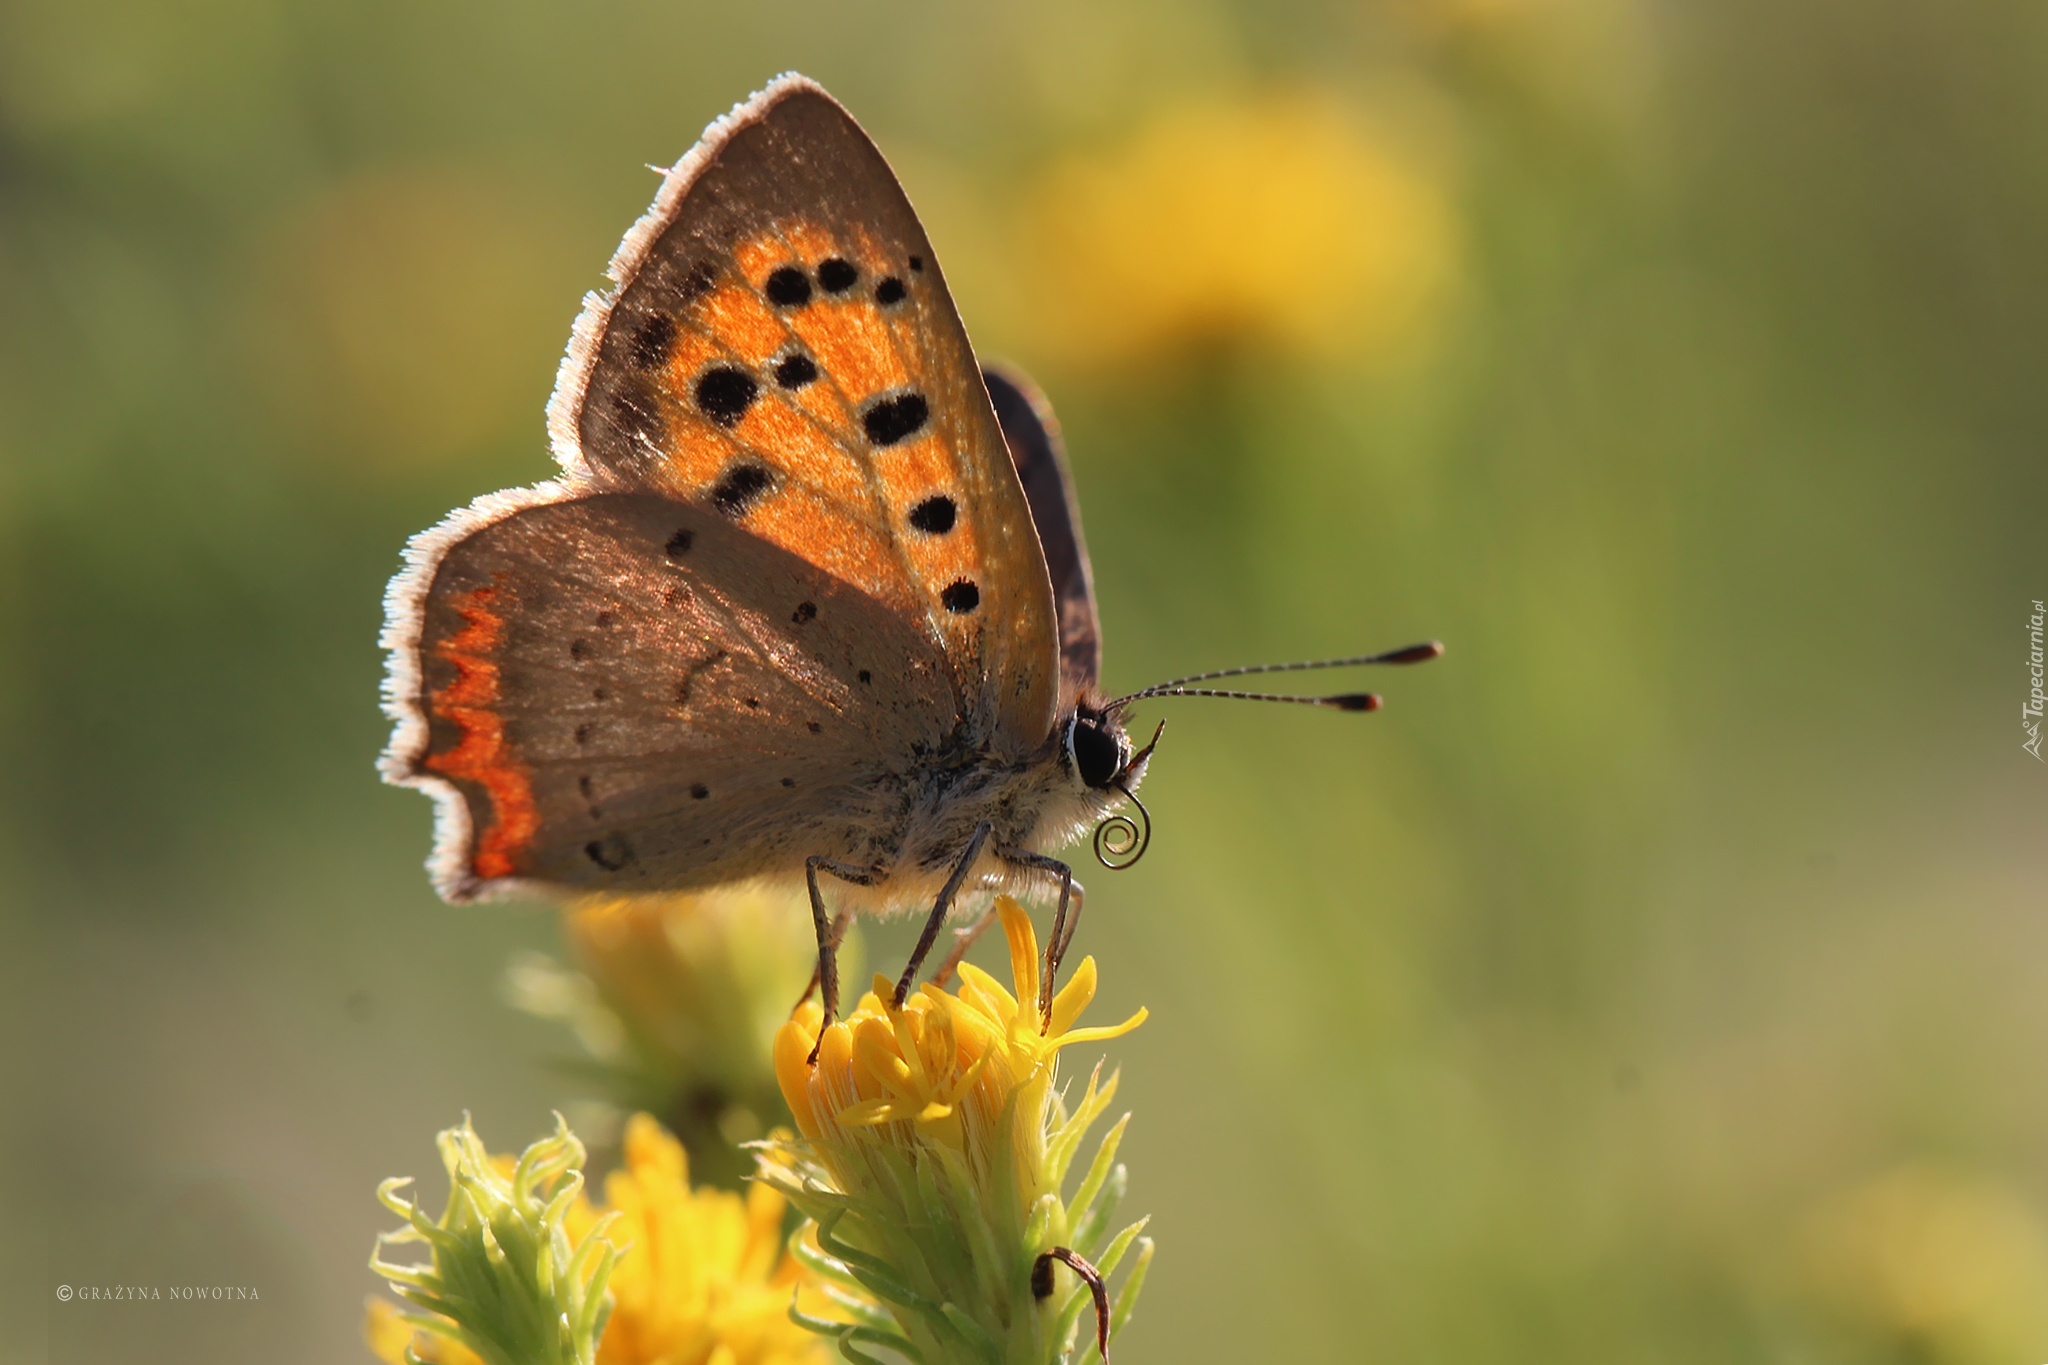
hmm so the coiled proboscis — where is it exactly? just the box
[1092,784,1151,870]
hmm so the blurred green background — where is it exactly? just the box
[6,0,2047,1361]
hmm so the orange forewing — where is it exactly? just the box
[552,77,1059,757]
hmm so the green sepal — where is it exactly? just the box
[1065,1113,1129,1239]
[1071,1165,1128,1257]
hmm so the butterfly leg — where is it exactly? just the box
[805,857,880,1060]
[792,908,854,1012]
[893,820,994,1008]
[929,904,997,989]
[1000,849,1085,1029]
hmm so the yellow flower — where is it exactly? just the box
[761,897,1153,1365]
[369,1114,829,1365]
[1023,93,1455,369]
[505,890,821,1185]
[1798,1165,2048,1364]
[567,1114,828,1365]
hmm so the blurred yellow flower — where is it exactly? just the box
[1799,1164,2048,1364]
[365,1296,486,1365]
[1023,93,1454,368]
[369,1113,827,1365]
[567,1114,828,1365]
[506,890,821,1185]
[761,896,1152,1364]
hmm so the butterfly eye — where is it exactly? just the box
[1066,716,1124,790]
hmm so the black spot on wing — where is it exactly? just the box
[863,392,929,447]
[674,260,717,305]
[817,258,859,293]
[765,265,812,307]
[941,580,980,614]
[908,254,924,272]
[874,276,906,306]
[695,366,758,427]
[791,600,817,624]
[774,353,817,389]
[689,783,709,799]
[673,648,729,707]
[710,462,774,517]
[666,527,694,557]
[630,312,676,370]
[585,835,634,871]
[908,495,956,534]
[858,669,872,683]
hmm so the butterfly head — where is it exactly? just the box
[1063,700,1162,794]
[1064,701,1127,792]
[1061,701,1163,870]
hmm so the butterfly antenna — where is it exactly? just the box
[1109,641,1443,710]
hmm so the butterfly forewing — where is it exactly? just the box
[408,491,953,899]
[554,77,1059,758]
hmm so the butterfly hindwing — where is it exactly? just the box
[394,489,954,900]
[550,75,1059,759]
[985,365,1100,702]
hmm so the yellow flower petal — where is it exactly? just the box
[1054,1008,1151,1049]
[998,897,1041,1009]
[1047,956,1099,1037]
[837,1098,897,1128]
[772,1011,823,1140]
[951,961,1016,1024]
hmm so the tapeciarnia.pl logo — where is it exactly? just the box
[2026,599,2045,761]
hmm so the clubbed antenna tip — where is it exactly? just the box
[1380,640,1445,665]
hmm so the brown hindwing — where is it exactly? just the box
[391,489,953,900]
[985,365,1101,704]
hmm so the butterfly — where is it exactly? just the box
[380,74,1439,1038]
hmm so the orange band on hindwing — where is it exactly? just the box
[424,585,539,880]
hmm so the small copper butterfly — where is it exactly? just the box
[381,74,1439,1035]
